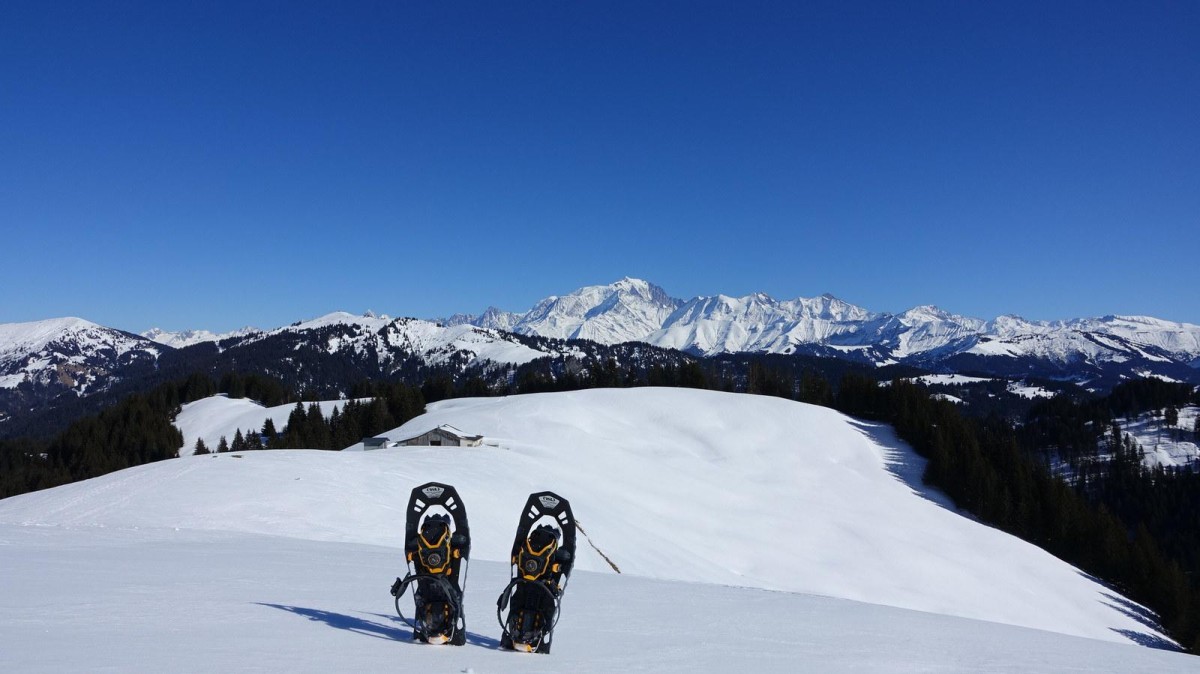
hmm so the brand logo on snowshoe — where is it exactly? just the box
[523,559,540,573]
[538,495,560,509]
[427,553,443,566]
[422,486,445,499]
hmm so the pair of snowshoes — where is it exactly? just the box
[389,482,575,654]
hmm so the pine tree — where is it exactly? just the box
[232,429,246,452]
[217,436,229,453]
[194,438,210,455]
[245,429,264,450]
[262,418,278,448]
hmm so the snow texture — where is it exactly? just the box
[0,524,1194,673]
[0,387,1186,668]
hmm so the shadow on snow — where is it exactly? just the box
[848,418,959,512]
[255,603,501,649]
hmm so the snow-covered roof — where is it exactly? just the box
[430,424,482,440]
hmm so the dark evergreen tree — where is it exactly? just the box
[216,436,229,453]
[245,429,264,451]
[262,418,279,447]
[194,438,210,455]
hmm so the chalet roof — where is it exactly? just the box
[432,424,482,441]
[398,424,483,443]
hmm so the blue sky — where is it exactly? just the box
[2,1,1196,332]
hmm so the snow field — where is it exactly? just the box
[1,525,1194,673]
[173,395,363,457]
[2,388,1175,649]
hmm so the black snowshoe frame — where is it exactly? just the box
[392,482,471,645]
[497,491,576,654]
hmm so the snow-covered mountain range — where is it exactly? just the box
[134,277,1200,379]
[3,278,1198,431]
[140,326,261,349]
[448,277,1200,381]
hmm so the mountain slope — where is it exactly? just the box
[0,388,1173,647]
[0,318,162,423]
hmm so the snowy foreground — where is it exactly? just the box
[1,388,1197,672]
[1,525,1194,674]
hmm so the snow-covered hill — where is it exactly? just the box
[0,388,1182,657]
[1118,406,1200,468]
[172,395,363,456]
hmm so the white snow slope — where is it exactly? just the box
[0,388,1194,672]
[172,395,362,456]
[1121,405,1200,469]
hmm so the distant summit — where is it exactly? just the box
[142,326,262,348]
[449,278,1200,383]
[0,317,162,422]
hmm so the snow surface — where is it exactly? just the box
[173,395,361,456]
[1120,406,1200,468]
[2,525,1193,673]
[1,388,1179,656]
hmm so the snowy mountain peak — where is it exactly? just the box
[472,278,684,344]
[0,317,104,356]
[142,326,262,348]
[279,311,393,334]
[0,317,160,406]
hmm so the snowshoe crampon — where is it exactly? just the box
[391,482,471,646]
[497,491,575,654]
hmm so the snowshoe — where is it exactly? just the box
[390,482,470,645]
[496,491,575,654]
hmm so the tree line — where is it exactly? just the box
[0,374,425,498]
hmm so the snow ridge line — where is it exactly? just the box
[576,520,621,574]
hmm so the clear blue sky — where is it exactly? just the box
[2,1,1196,332]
